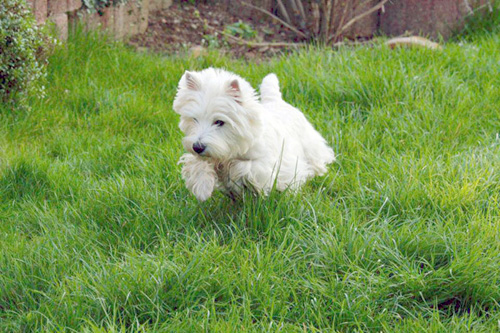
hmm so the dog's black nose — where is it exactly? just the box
[193,142,206,154]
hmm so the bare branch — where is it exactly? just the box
[311,2,320,35]
[239,1,308,39]
[287,0,306,30]
[276,0,292,25]
[295,0,306,21]
[328,0,338,37]
[290,0,307,30]
[333,0,389,41]
[332,0,351,42]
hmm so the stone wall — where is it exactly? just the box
[26,0,490,41]
[75,0,172,39]
[26,0,172,40]
[26,0,82,39]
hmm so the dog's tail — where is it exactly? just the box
[260,73,281,103]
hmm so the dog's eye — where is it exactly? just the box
[214,120,225,127]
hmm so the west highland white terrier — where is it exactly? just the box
[173,68,335,201]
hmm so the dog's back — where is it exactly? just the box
[259,73,335,179]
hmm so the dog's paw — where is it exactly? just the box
[180,153,217,201]
[191,178,215,202]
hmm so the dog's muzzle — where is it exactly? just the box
[193,142,207,155]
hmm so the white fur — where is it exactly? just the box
[173,68,335,201]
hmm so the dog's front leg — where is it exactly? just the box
[179,154,217,201]
[226,159,266,196]
[229,159,276,196]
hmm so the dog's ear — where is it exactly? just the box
[227,79,242,104]
[184,71,201,91]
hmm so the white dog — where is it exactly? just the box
[173,68,335,201]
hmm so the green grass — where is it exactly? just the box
[1,28,500,332]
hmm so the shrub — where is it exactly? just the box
[0,0,54,106]
[241,0,388,43]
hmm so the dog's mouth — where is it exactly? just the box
[196,151,210,158]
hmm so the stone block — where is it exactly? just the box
[49,12,68,40]
[48,0,67,15]
[75,9,100,31]
[149,0,171,12]
[71,0,150,39]
[123,1,140,36]
[138,0,150,33]
[31,0,48,24]
[100,6,115,32]
[112,0,150,39]
[66,0,82,12]
[113,4,126,39]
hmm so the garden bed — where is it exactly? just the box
[128,3,298,59]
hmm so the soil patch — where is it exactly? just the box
[128,3,299,59]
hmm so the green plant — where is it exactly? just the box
[202,34,220,48]
[0,0,54,106]
[81,0,129,12]
[224,21,257,40]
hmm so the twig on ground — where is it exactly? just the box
[219,30,305,48]
[332,39,375,48]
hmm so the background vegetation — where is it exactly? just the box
[0,0,55,106]
[0,24,499,331]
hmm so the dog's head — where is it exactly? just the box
[173,68,262,161]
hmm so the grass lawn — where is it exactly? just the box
[1,28,500,331]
